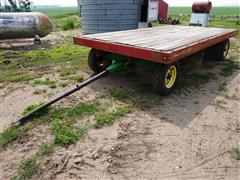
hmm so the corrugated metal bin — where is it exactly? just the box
[78,0,142,34]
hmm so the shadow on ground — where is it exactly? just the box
[88,58,239,128]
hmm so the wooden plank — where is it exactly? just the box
[83,26,235,52]
[74,25,238,64]
[151,29,234,50]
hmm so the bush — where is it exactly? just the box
[62,19,75,31]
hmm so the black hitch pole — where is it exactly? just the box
[16,70,108,125]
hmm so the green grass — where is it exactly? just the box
[12,142,54,179]
[59,82,68,87]
[168,7,240,38]
[19,156,40,179]
[0,45,90,83]
[0,102,100,150]
[37,142,54,157]
[68,76,84,82]
[231,148,240,160]
[22,102,45,116]
[169,7,240,16]
[32,7,78,19]
[0,126,24,150]
[51,120,86,147]
[33,79,56,88]
[213,99,227,110]
[218,82,228,92]
[62,19,75,30]
[109,89,130,101]
[94,106,131,129]
[58,67,77,77]
[32,7,80,31]
[221,60,239,77]
[0,71,41,83]
[25,45,89,67]
[52,102,100,121]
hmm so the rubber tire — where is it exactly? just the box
[152,63,180,95]
[88,49,112,73]
[204,39,230,61]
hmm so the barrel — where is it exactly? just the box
[79,0,142,34]
[0,12,53,40]
[192,1,212,13]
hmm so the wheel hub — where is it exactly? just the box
[165,66,177,89]
[224,41,230,58]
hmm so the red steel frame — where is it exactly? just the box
[74,29,238,65]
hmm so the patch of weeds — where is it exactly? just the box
[37,142,54,157]
[19,156,40,179]
[94,106,131,129]
[59,82,68,87]
[221,60,239,77]
[47,92,54,98]
[51,120,86,147]
[49,84,57,89]
[218,82,231,98]
[212,99,227,110]
[110,89,130,101]
[33,79,56,88]
[218,82,228,92]
[0,45,90,83]
[231,148,240,160]
[58,67,77,77]
[1,102,99,150]
[33,89,47,95]
[0,71,40,83]
[49,102,100,121]
[25,45,89,70]
[22,102,45,116]
[62,19,75,30]
[68,76,84,82]
[28,102,101,126]
[0,125,24,150]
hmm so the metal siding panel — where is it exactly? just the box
[80,0,142,34]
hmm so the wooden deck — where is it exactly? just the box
[74,25,238,64]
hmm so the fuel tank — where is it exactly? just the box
[192,1,212,13]
[0,12,53,40]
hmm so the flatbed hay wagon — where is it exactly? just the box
[16,25,238,125]
[74,25,238,95]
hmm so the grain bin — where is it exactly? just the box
[78,0,142,34]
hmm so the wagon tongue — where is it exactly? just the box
[14,61,125,125]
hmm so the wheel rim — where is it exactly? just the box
[224,41,230,58]
[165,65,177,89]
[96,56,109,68]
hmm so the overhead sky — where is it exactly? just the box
[31,0,239,7]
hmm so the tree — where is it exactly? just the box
[19,0,31,12]
[0,0,32,12]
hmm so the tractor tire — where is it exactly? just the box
[88,49,112,73]
[152,62,180,95]
[204,39,230,61]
